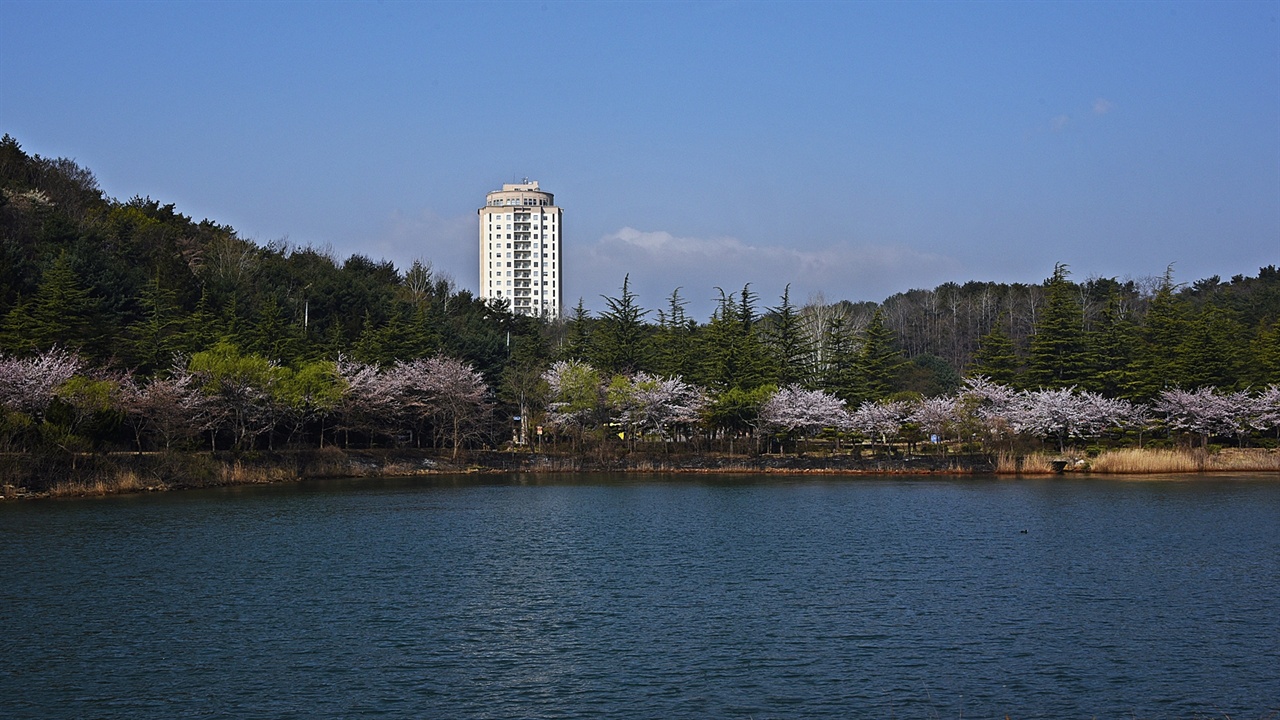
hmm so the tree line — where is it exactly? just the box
[2,134,1278,459]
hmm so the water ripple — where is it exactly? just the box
[2,475,1278,719]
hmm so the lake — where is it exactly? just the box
[2,473,1278,719]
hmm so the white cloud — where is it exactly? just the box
[1093,97,1113,115]
[570,227,961,319]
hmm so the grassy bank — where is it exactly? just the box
[996,447,1280,475]
[3,447,1278,499]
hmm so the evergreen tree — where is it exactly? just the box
[317,319,348,361]
[735,284,776,386]
[1026,263,1087,389]
[765,284,815,387]
[246,294,303,363]
[653,287,698,378]
[352,310,385,364]
[969,320,1021,386]
[1128,271,1191,399]
[126,271,185,374]
[1179,304,1247,390]
[701,287,773,392]
[819,314,862,403]
[592,275,650,374]
[858,308,906,401]
[1248,319,1280,385]
[0,251,101,355]
[403,304,440,359]
[562,298,592,362]
[1081,293,1137,396]
[178,286,223,355]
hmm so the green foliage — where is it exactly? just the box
[820,314,862,403]
[1180,304,1247,390]
[4,138,1280,456]
[562,299,593,363]
[859,308,906,401]
[969,321,1021,386]
[652,287,699,378]
[764,284,814,387]
[126,272,185,373]
[899,354,961,397]
[701,287,773,392]
[705,384,775,436]
[1128,274,1191,400]
[47,375,122,449]
[1026,263,1087,389]
[592,275,651,374]
[1081,293,1136,396]
[1249,319,1280,385]
[1,251,102,355]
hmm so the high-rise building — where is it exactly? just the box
[478,180,562,318]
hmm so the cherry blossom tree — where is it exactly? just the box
[909,396,958,446]
[1153,387,1247,449]
[611,372,707,444]
[1248,385,1280,437]
[851,399,909,450]
[0,347,83,418]
[759,385,851,451]
[333,356,402,448]
[1007,387,1132,452]
[395,356,491,458]
[543,360,608,449]
[954,376,1021,450]
[118,366,210,451]
[0,348,83,451]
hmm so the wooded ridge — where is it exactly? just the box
[2,134,1278,488]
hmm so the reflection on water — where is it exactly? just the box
[2,474,1278,718]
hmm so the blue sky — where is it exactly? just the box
[2,1,1276,318]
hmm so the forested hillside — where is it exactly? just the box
[2,135,1278,459]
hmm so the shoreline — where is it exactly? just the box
[3,446,1279,500]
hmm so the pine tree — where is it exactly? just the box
[653,287,698,378]
[819,314,862,403]
[858,308,906,401]
[246,294,303,363]
[1249,319,1280,385]
[592,275,650,374]
[969,320,1021,386]
[765,284,815,387]
[1026,263,1087,389]
[735,284,776,387]
[1,251,101,355]
[352,310,385,364]
[1081,293,1137,397]
[1179,304,1246,390]
[177,286,223,355]
[701,287,773,392]
[1128,271,1191,400]
[562,299,592,362]
[126,271,185,374]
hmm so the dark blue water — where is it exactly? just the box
[2,474,1278,719]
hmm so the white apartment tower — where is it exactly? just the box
[478,180,562,317]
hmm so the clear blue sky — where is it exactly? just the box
[2,0,1277,318]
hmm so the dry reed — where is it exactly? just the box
[218,462,296,485]
[45,468,151,498]
[995,452,1058,474]
[1202,448,1280,472]
[1088,448,1203,474]
[1083,447,1280,474]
